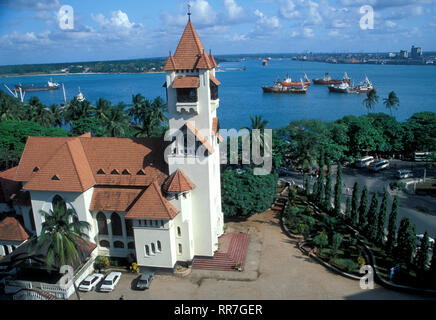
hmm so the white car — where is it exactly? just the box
[397,170,413,179]
[78,273,104,292]
[99,272,122,292]
[417,234,435,251]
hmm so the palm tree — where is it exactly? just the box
[133,97,168,137]
[383,91,400,115]
[128,94,146,125]
[27,97,53,127]
[103,102,129,137]
[241,115,270,149]
[64,98,95,123]
[49,104,64,128]
[94,98,111,121]
[363,90,379,114]
[35,204,90,300]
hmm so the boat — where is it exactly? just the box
[278,73,311,87]
[262,79,308,94]
[15,79,60,92]
[328,81,351,93]
[313,72,350,85]
[351,76,376,93]
[76,87,86,102]
[262,59,268,66]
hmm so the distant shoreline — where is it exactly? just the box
[0,71,165,79]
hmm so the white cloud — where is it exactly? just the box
[92,10,135,29]
[303,27,315,38]
[278,0,301,19]
[254,9,280,30]
[385,20,397,28]
[189,0,217,25]
[224,0,244,20]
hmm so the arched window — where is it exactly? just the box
[52,195,66,212]
[114,241,124,249]
[151,243,156,254]
[125,219,134,237]
[145,245,150,256]
[128,242,135,249]
[177,227,181,237]
[99,240,110,248]
[97,212,108,235]
[111,212,123,236]
[157,241,162,252]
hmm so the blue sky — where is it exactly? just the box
[0,0,436,65]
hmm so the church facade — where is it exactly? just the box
[0,19,224,271]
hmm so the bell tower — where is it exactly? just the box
[163,15,224,257]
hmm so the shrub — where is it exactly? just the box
[390,180,406,191]
[331,233,344,258]
[357,256,366,268]
[313,231,329,249]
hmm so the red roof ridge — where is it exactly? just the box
[65,139,96,192]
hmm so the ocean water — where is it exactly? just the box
[2,59,436,129]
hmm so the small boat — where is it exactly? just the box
[15,79,60,92]
[76,87,86,102]
[313,72,350,85]
[262,59,268,66]
[278,73,311,87]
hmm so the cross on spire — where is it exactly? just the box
[187,4,191,21]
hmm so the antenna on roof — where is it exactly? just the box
[187,4,191,21]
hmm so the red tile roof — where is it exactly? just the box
[0,167,21,204]
[163,21,214,71]
[209,74,221,86]
[0,216,29,242]
[163,169,196,193]
[172,76,200,89]
[125,180,178,220]
[90,187,143,212]
[16,137,170,192]
[185,122,215,154]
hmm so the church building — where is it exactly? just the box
[0,17,224,272]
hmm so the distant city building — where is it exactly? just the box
[388,52,396,58]
[399,50,409,59]
[411,45,423,59]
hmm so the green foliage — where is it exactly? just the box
[305,176,311,197]
[221,167,278,217]
[363,90,379,113]
[415,232,431,273]
[334,163,343,216]
[386,196,399,253]
[377,190,389,245]
[390,180,406,191]
[330,258,359,274]
[358,186,369,231]
[350,182,360,226]
[383,91,400,115]
[71,117,107,137]
[366,192,379,241]
[325,160,333,211]
[345,197,352,220]
[313,231,329,249]
[403,112,436,154]
[395,217,417,265]
[331,233,344,258]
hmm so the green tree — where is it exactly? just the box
[324,160,333,211]
[27,96,53,128]
[331,233,344,259]
[70,117,106,137]
[395,217,417,265]
[241,114,270,149]
[377,190,389,245]
[358,186,369,231]
[345,197,352,220]
[103,102,130,137]
[366,192,379,241]
[383,91,400,115]
[313,231,329,250]
[305,176,311,197]
[350,182,360,226]
[430,251,436,282]
[363,90,379,113]
[415,231,431,274]
[386,196,399,253]
[49,104,64,128]
[334,163,342,216]
[64,98,95,123]
[35,204,91,300]
[94,98,111,121]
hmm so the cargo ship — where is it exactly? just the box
[15,79,60,92]
[279,73,311,87]
[262,79,308,94]
[313,72,350,85]
[328,76,376,94]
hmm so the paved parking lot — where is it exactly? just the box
[72,208,430,300]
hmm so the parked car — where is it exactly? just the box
[78,273,104,292]
[397,170,414,179]
[99,272,122,292]
[134,271,155,290]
